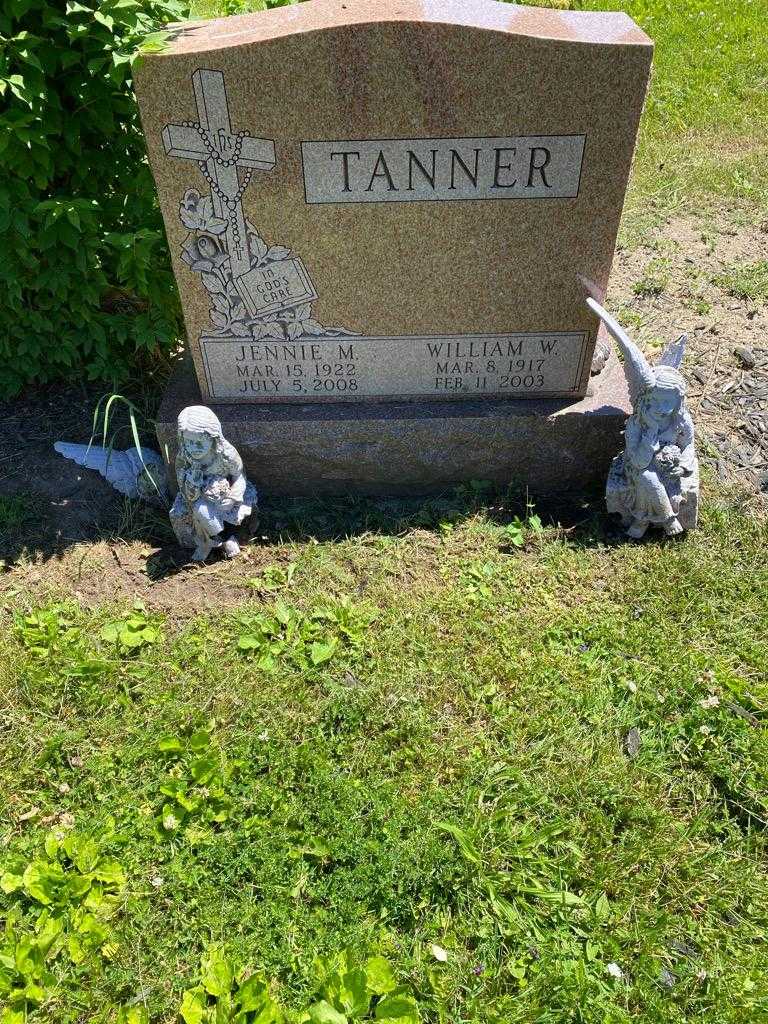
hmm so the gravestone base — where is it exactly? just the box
[156,355,630,498]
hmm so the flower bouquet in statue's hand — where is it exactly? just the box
[655,444,685,479]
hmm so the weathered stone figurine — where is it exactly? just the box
[169,405,257,561]
[587,297,699,538]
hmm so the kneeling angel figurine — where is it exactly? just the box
[170,405,257,561]
[587,298,699,538]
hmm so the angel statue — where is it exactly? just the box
[586,297,699,539]
[169,405,258,562]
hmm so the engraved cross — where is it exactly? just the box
[162,69,276,280]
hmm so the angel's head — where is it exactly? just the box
[640,366,686,423]
[177,406,224,464]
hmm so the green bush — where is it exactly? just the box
[189,0,302,17]
[0,0,189,398]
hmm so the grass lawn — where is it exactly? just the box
[596,0,768,138]
[2,488,767,1022]
[576,0,768,230]
[2,0,768,1021]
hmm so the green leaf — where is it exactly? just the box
[213,990,233,1021]
[238,634,259,650]
[100,622,120,643]
[116,1006,150,1024]
[22,981,46,1004]
[374,993,420,1021]
[0,873,24,894]
[299,836,331,861]
[365,956,397,995]
[135,30,172,56]
[22,860,65,905]
[65,873,92,902]
[594,891,611,920]
[14,936,43,976]
[274,601,292,625]
[236,973,269,1010]
[341,968,369,1015]
[64,835,99,874]
[200,945,233,998]
[310,639,337,666]
[434,822,481,865]
[68,933,85,964]
[307,1002,347,1024]
[176,790,200,813]
[121,622,157,647]
[236,974,283,1021]
[251,1003,283,1024]
[92,857,125,887]
[189,729,211,752]
[518,886,583,907]
[157,734,183,753]
[191,755,218,785]
[179,987,207,1024]
[319,961,368,1017]
[1,1010,26,1024]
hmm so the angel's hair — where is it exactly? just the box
[176,406,229,471]
[654,366,687,396]
[177,405,223,439]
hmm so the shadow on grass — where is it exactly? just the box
[143,484,641,581]
[255,486,607,542]
[1,475,681,580]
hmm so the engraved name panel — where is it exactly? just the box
[200,331,589,402]
[301,136,586,204]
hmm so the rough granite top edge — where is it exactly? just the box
[153,0,652,57]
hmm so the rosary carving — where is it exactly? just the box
[162,68,356,345]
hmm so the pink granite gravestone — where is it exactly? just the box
[135,0,652,494]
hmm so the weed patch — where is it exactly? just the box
[0,495,35,535]
[632,258,671,298]
[715,260,768,304]
[235,597,375,671]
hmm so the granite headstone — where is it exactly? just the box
[136,0,652,493]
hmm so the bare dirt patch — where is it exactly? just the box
[0,383,298,614]
[1,212,765,611]
[609,212,768,495]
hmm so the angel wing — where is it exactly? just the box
[124,447,169,503]
[658,333,687,370]
[586,297,655,404]
[54,442,153,499]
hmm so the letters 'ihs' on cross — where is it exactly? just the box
[162,69,276,280]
